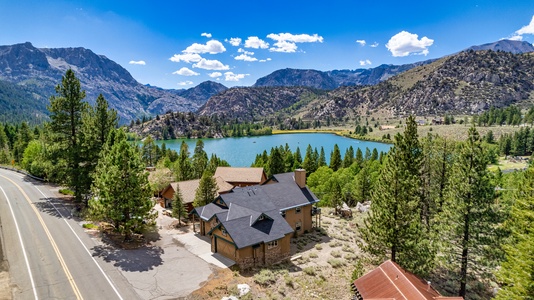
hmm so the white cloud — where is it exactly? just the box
[183,40,226,54]
[266,33,323,52]
[269,40,298,53]
[129,60,146,65]
[201,32,212,38]
[516,15,534,35]
[356,40,366,46]
[172,67,200,76]
[208,72,222,78]
[267,33,323,43]
[370,42,379,47]
[169,53,202,63]
[386,31,434,57]
[259,58,272,63]
[235,53,258,62]
[244,36,269,49]
[226,37,242,46]
[178,81,194,86]
[511,15,534,41]
[224,72,249,82]
[359,59,372,66]
[238,48,254,55]
[192,58,230,70]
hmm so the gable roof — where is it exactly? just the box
[193,171,319,249]
[166,179,200,204]
[217,209,293,249]
[214,167,266,184]
[353,260,463,300]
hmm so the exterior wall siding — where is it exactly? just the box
[283,204,313,235]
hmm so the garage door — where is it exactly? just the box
[215,236,235,259]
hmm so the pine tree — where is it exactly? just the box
[48,69,88,203]
[318,147,327,167]
[79,94,118,203]
[194,170,218,207]
[442,126,496,298]
[342,146,354,168]
[361,115,432,276]
[192,140,208,179]
[302,144,317,173]
[267,147,284,176]
[174,141,192,181]
[329,144,342,171]
[89,129,155,241]
[172,184,187,226]
[355,148,363,167]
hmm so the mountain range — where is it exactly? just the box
[0,39,533,127]
[0,42,226,123]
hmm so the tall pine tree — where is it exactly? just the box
[48,69,88,203]
[89,129,155,241]
[441,126,496,298]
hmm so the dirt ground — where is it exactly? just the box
[188,208,372,300]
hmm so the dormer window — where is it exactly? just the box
[281,211,286,218]
[295,207,301,214]
[258,215,264,221]
[222,228,227,236]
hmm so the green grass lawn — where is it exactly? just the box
[488,156,529,172]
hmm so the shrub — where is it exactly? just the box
[254,269,276,286]
[331,251,342,258]
[82,223,98,229]
[344,253,356,261]
[59,188,74,196]
[303,266,316,276]
[309,252,318,258]
[342,245,353,253]
[315,244,323,250]
[284,275,295,289]
[327,258,346,268]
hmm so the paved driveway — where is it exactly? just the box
[173,231,235,268]
[98,206,233,299]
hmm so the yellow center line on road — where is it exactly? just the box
[0,174,84,300]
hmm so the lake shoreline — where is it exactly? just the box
[156,133,392,167]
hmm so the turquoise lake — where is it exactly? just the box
[155,133,392,167]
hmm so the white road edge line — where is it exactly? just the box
[0,186,39,300]
[33,186,124,300]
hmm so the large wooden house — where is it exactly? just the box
[191,169,319,269]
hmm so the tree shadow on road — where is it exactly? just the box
[92,243,163,272]
[34,199,64,218]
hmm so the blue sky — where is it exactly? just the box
[2,1,534,89]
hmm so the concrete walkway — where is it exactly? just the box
[173,232,235,268]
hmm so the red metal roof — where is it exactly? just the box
[353,260,462,300]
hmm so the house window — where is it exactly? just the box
[281,211,286,218]
[222,228,227,236]
[296,222,302,231]
[295,207,301,214]
[267,240,278,249]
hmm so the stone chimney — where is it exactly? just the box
[294,169,306,188]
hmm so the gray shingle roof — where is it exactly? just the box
[219,209,294,248]
[194,171,320,249]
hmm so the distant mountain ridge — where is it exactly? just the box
[253,61,436,89]
[466,39,534,54]
[0,42,226,123]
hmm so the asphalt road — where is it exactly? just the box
[0,168,140,300]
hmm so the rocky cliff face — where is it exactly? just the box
[0,42,216,123]
[197,86,320,121]
[305,50,534,118]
